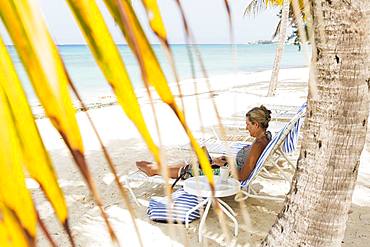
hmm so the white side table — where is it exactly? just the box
[183,175,240,242]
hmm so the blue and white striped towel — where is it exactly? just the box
[147,188,203,224]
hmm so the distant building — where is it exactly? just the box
[245,40,275,45]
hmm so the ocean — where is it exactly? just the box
[7,44,309,109]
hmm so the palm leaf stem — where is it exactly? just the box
[67,75,143,247]
[36,211,58,247]
[106,0,215,189]
[172,0,235,241]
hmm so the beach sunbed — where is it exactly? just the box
[235,102,307,201]
[122,103,306,205]
[181,104,304,157]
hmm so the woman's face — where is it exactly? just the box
[246,117,259,137]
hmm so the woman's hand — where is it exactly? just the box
[213,156,228,166]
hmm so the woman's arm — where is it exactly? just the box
[238,141,265,181]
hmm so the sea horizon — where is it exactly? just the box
[6,43,310,114]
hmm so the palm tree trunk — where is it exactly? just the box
[366,1,370,90]
[267,0,290,96]
[262,0,369,246]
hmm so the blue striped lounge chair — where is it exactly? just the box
[235,102,307,201]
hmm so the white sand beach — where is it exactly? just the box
[32,67,370,246]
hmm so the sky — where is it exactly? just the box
[0,0,280,45]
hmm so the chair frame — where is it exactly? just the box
[235,103,306,201]
[121,171,185,206]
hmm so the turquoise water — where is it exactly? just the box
[7,44,308,106]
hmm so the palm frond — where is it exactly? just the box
[244,0,290,16]
[0,0,117,243]
[103,0,215,189]
[140,0,167,41]
[0,36,68,230]
[0,0,83,153]
[272,19,282,39]
[66,0,160,165]
[0,202,31,247]
[244,0,262,16]
[140,0,187,123]
[0,86,36,244]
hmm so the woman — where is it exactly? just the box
[136,105,272,181]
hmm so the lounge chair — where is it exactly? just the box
[235,102,307,201]
[190,138,249,156]
[183,103,306,180]
[179,104,303,157]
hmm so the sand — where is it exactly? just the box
[31,67,370,246]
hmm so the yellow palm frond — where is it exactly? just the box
[140,0,167,41]
[0,203,31,247]
[65,0,161,164]
[0,0,83,155]
[104,0,215,188]
[0,86,36,243]
[0,36,68,227]
[0,0,117,242]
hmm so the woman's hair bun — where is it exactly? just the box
[259,105,271,121]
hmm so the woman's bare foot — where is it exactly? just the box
[136,161,159,176]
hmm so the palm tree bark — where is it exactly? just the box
[267,0,290,96]
[262,0,369,246]
[366,1,370,90]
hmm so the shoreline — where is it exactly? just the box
[32,66,308,119]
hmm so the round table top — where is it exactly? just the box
[183,176,240,198]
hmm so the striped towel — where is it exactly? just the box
[147,188,203,224]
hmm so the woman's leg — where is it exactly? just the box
[136,161,186,178]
